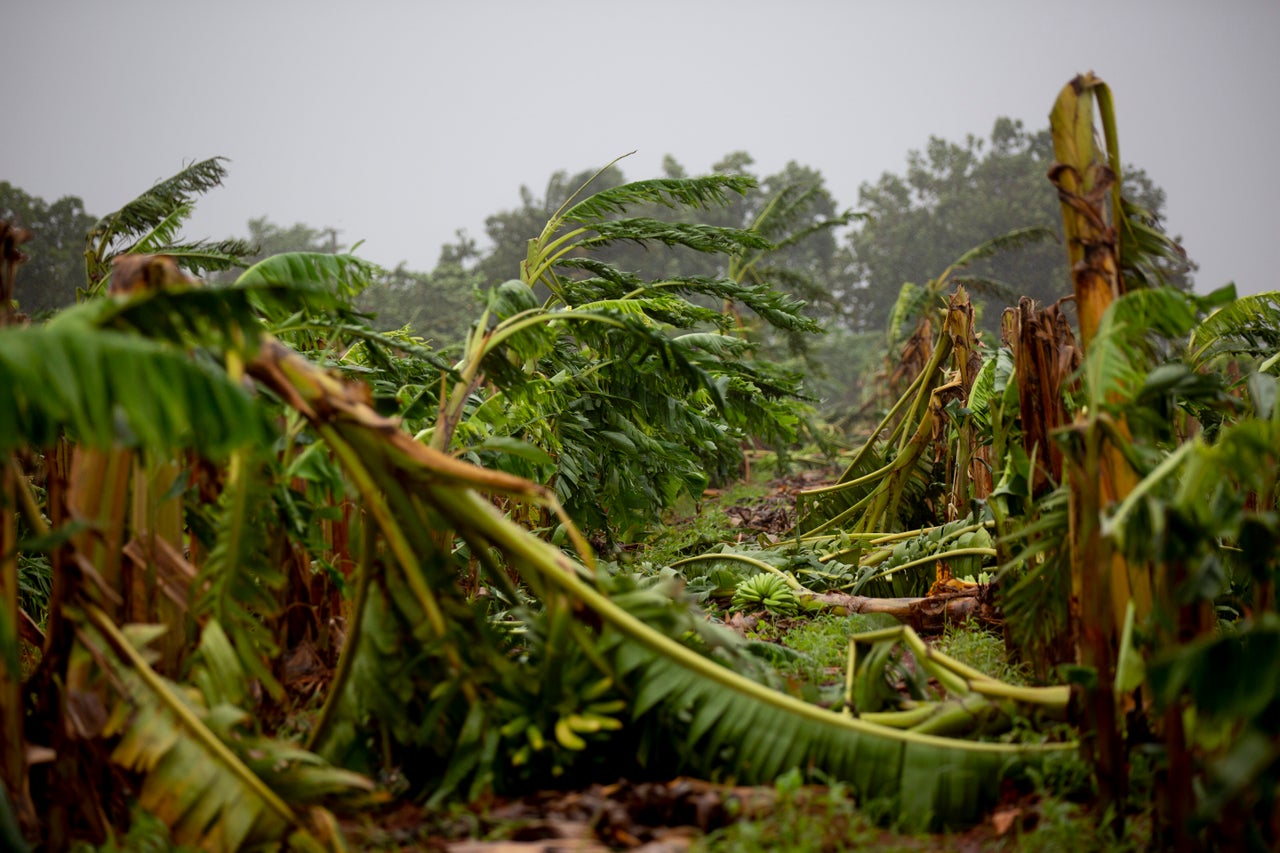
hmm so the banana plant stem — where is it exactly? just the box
[669,553,805,591]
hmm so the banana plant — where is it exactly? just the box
[426,162,822,538]
[84,157,253,292]
[1044,73,1274,840]
[798,286,986,548]
[1070,281,1280,845]
[1047,72,1163,813]
[0,246,399,848]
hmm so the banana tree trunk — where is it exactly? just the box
[804,588,989,632]
[1049,70,1152,825]
[128,459,187,673]
[1011,297,1080,497]
[0,461,31,831]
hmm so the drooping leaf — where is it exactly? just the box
[0,323,271,457]
[89,158,231,249]
[81,609,372,851]
[1190,291,1280,366]
[950,226,1056,269]
[235,251,381,317]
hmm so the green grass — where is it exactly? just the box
[764,612,900,687]
[782,614,897,668]
[932,621,1033,686]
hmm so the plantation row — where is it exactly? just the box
[1,72,1278,851]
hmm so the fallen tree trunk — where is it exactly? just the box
[802,588,997,633]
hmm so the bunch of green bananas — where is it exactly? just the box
[731,573,799,616]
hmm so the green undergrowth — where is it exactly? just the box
[637,457,781,567]
[932,621,1033,688]
[740,613,896,689]
[781,613,896,670]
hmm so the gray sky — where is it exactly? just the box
[8,1,1278,296]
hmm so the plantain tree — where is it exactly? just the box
[1046,71,1194,816]
[0,255,381,849]
[1079,284,1277,847]
[427,160,826,540]
[992,74,1272,845]
[83,157,253,293]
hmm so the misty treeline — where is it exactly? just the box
[1,117,1192,415]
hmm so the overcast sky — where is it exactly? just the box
[8,1,1278,296]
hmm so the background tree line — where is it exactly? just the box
[2,117,1193,412]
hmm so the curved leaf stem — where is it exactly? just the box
[859,548,997,584]
[670,552,805,591]
[315,424,449,641]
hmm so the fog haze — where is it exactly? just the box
[8,1,1277,294]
